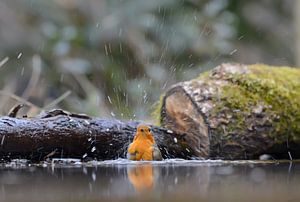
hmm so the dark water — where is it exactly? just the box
[0,159,299,202]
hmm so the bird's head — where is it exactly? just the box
[137,124,151,133]
[136,124,154,141]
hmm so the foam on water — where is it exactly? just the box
[88,158,227,166]
[87,158,290,166]
[1,158,295,168]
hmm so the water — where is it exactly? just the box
[0,159,300,202]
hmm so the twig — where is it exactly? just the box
[43,90,72,110]
[0,90,41,109]
[8,104,24,117]
[22,55,42,99]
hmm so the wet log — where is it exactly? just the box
[158,63,300,160]
[0,109,193,162]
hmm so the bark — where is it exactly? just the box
[0,109,193,161]
[159,63,300,159]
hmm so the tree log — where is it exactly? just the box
[159,63,300,159]
[0,109,193,161]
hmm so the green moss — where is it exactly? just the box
[216,64,300,142]
[197,70,211,80]
[151,95,165,126]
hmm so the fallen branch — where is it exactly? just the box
[0,109,193,161]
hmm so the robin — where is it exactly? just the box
[127,124,162,161]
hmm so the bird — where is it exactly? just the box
[127,124,162,161]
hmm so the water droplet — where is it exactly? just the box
[173,138,177,143]
[118,28,123,37]
[83,167,87,175]
[92,172,97,181]
[167,130,173,134]
[21,67,25,76]
[107,96,112,104]
[104,44,108,56]
[162,81,168,89]
[229,49,237,55]
[1,135,5,146]
[17,52,23,59]
[0,57,9,68]
[238,35,244,40]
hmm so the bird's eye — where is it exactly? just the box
[140,129,144,132]
[148,128,151,132]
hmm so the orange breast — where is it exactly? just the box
[128,132,155,161]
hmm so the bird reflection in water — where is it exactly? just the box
[127,164,155,193]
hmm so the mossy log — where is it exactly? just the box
[0,109,193,161]
[159,63,300,159]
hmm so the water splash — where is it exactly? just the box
[1,158,297,168]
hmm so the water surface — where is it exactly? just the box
[0,159,299,202]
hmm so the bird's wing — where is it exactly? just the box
[152,144,162,161]
[127,142,136,154]
[127,143,136,160]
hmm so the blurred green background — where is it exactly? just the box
[0,0,297,121]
